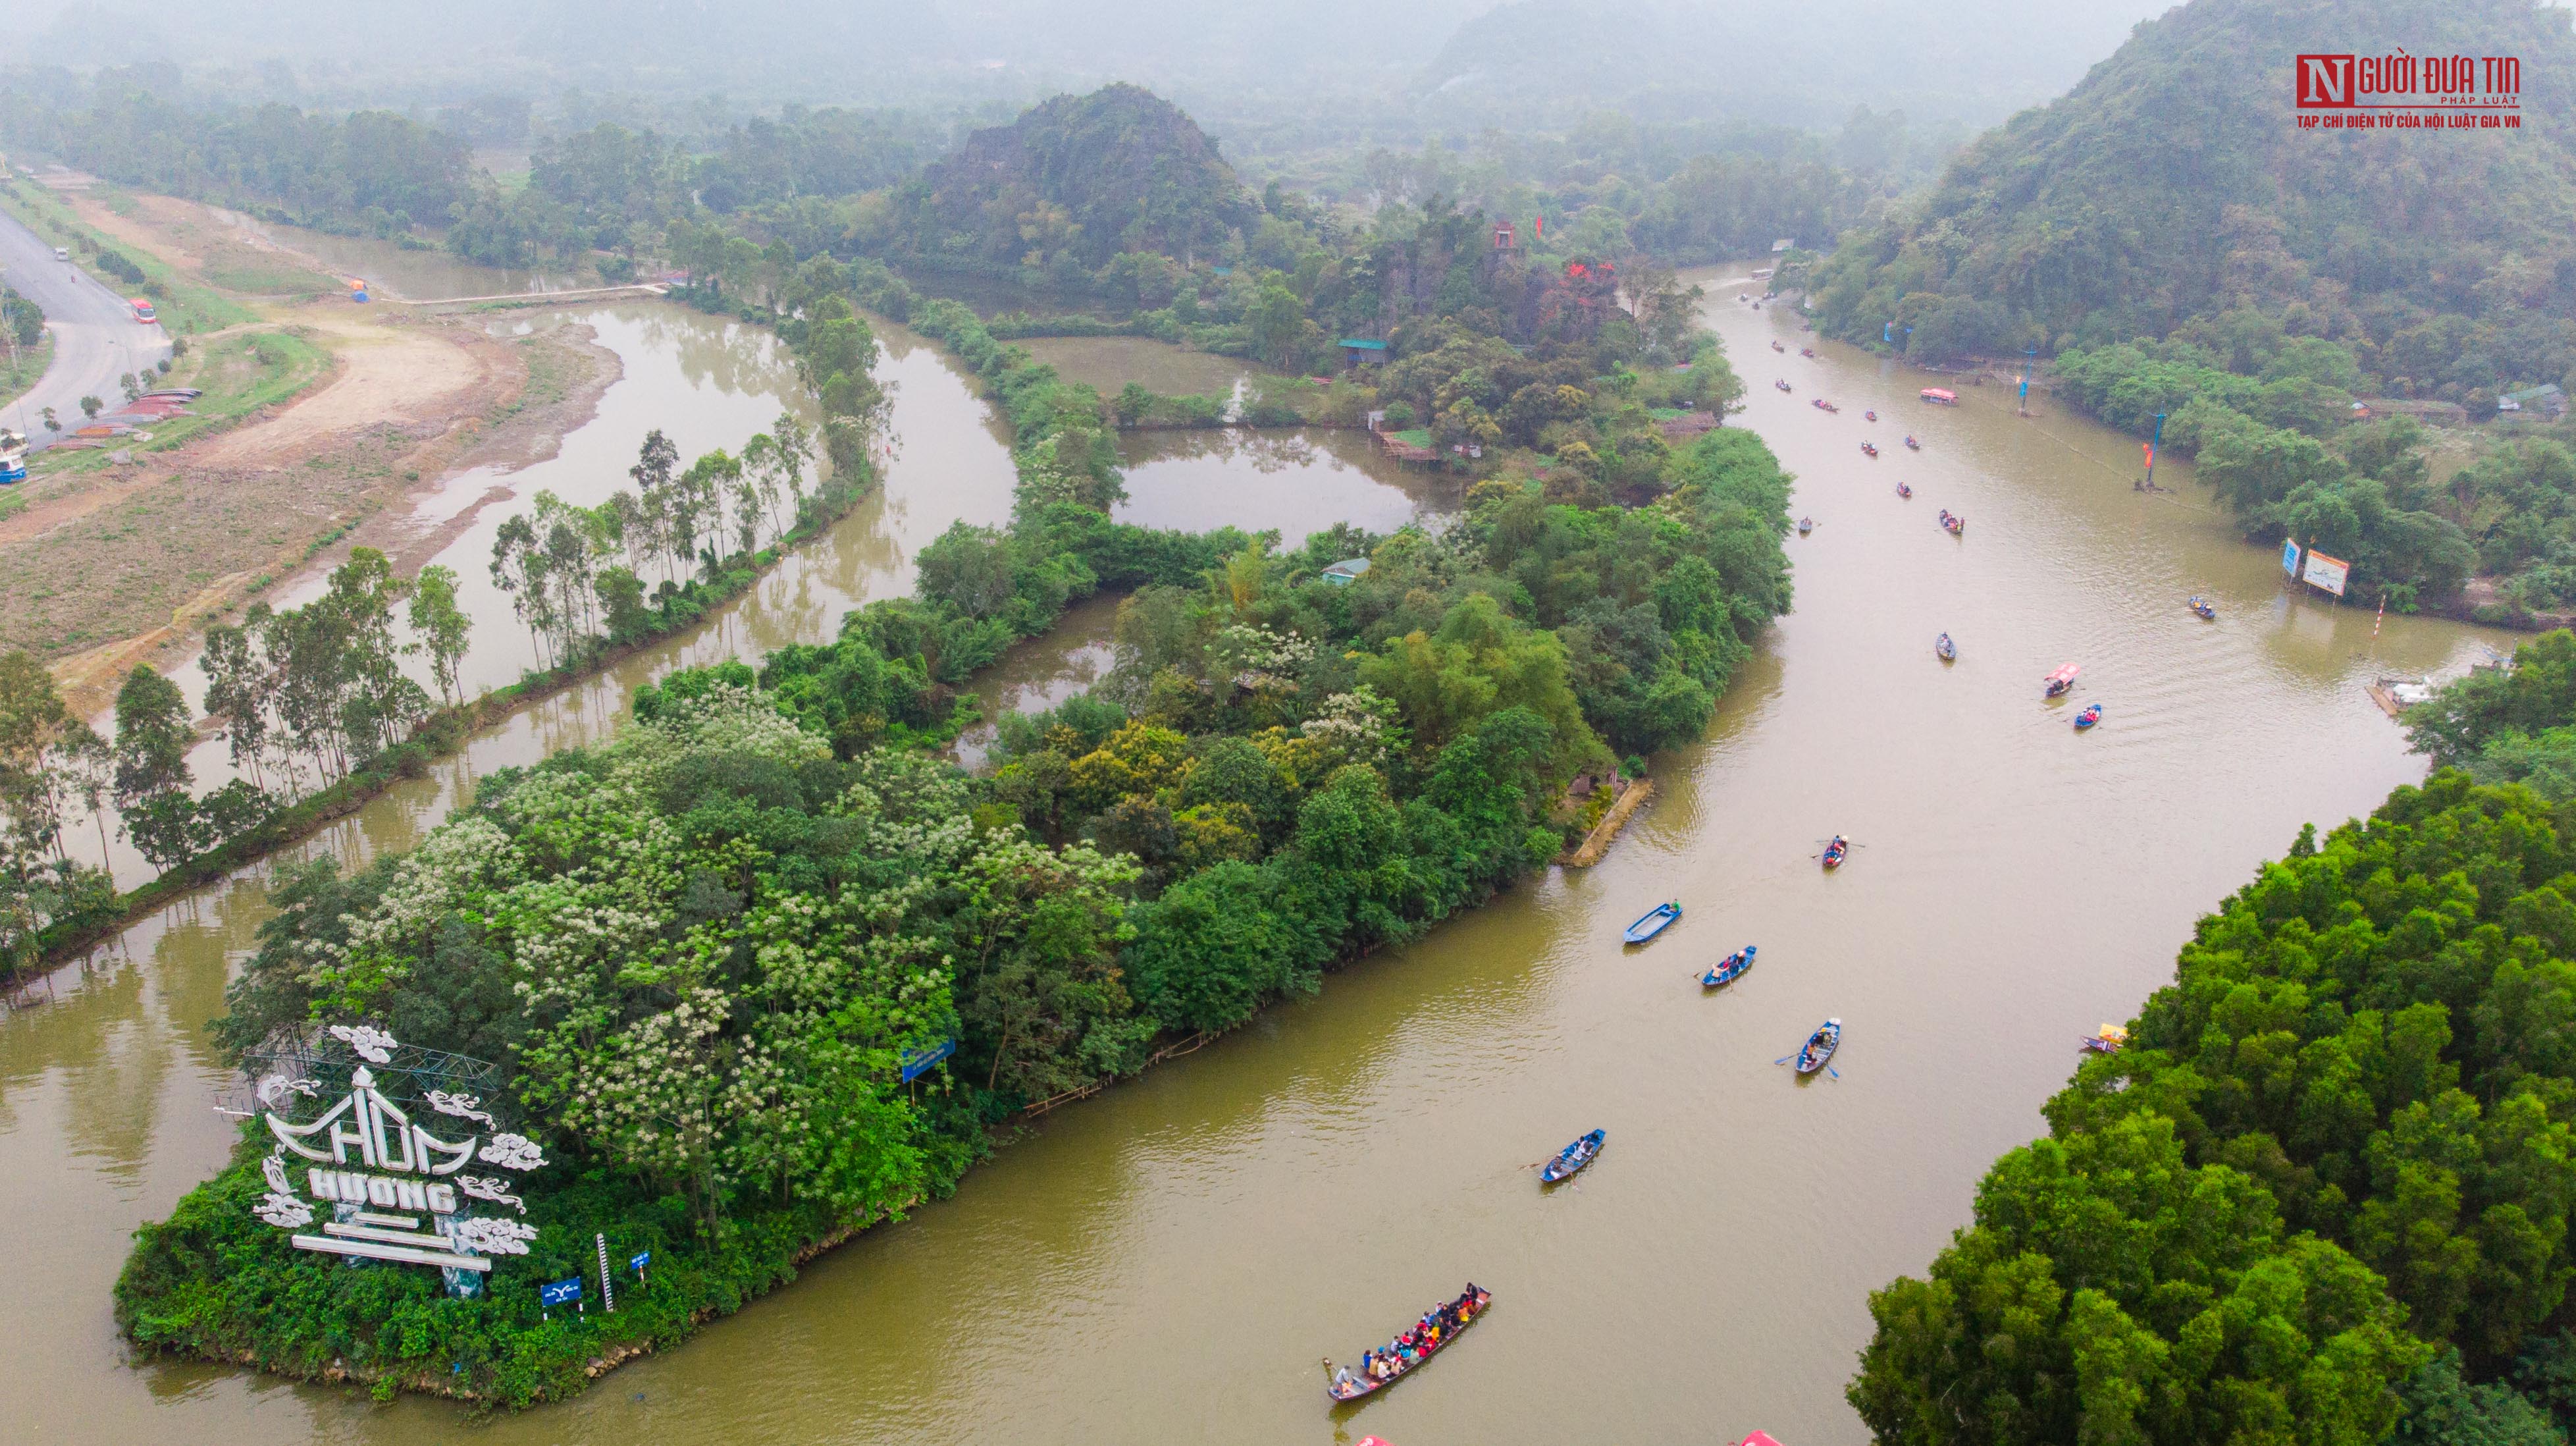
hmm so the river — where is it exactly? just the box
[0,271,2511,1445]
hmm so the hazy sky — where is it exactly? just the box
[18,0,2177,133]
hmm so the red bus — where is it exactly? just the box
[130,298,156,323]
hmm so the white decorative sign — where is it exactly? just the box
[250,1025,542,1277]
[327,1023,399,1063]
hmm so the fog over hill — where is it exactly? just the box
[1415,0,2172,129]
[18,0,2168,140]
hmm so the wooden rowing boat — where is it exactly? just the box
[1542,1129,1606,1184]
[1702,946,1756,988]
[1325,1288,1494,1401]
[1822,836,1849,870]
[1797,1018,1842,1074]
[1623,901,1683,944]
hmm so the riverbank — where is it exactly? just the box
[13,463,878,984]
[1562,778,1656,867]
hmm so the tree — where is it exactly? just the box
[1250,283,1307,371]
[111,666,197,872]
[490,513,560,667]
[1125,859,1309,1033]
[629,427,679,495]
[199,620,274,791]
[771,412,814,518]
[323,548,425,767]
[1356,593,1600,773]
[78,395,101,420]
[951,838,1149,1100]
[0,650,87,865]
[405,564,471,707]
[916,524,1019,620]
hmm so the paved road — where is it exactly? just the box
[0,203,170,449]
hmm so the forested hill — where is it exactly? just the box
[881,82,1247,283]
[1813,0,2576,374]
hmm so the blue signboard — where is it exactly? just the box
[629,1250,652,1273]
[2282,538,2302,578]
[899,1038,957,1083]
[540,1276,585,1308]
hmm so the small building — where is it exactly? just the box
[1339,338,1388,368]
[1492,220,1516,250]
[2502,384,2567,418]
[1321,558,1371,586]
[1770,238,1797,254]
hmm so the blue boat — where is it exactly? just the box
[1623,901,1682,944]
[1702,945,1756,988]
[1541,1129,1606,1184]
[1796,1018,1843,1075]
[2075,703,2103,730]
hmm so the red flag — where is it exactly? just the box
[1534,213,1544,238]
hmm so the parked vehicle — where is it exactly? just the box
[129,298,157,323]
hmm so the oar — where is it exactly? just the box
[1826,1064,1841,1080]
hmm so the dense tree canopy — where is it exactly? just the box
[1856,655,2576,1446]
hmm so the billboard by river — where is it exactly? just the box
[2301,549,2350,597]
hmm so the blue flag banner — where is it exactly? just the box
[540,1275,584,1308]
[899,1038,957,1083]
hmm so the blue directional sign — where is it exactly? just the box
[629,1250,652,1273]
[899,1038,957,1083]
[540,1275,585,1308]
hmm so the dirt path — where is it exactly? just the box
[197,315,489,466]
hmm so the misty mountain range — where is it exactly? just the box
[18,0,2172,139]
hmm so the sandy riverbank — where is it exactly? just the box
[0,191,623,718]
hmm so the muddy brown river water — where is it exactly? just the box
[0,273,2514,1445]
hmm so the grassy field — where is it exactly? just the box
[0,330,52,412]
[24,327,330,481]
